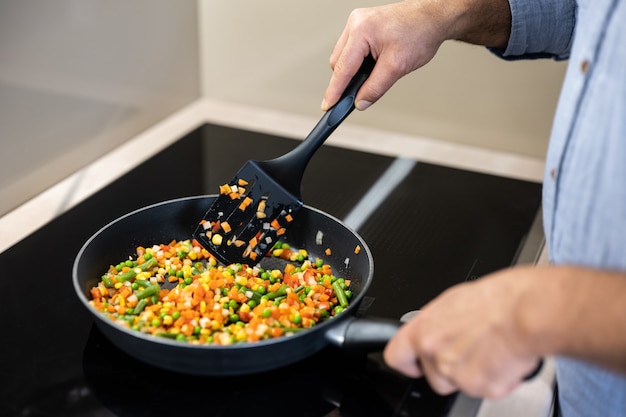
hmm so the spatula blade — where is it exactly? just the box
[194,161,303,266]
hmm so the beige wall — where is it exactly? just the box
[200,0,567,159]
[0,1,200,216]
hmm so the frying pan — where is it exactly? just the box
[73,195,400,376]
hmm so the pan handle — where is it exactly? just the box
[325,316,401,353]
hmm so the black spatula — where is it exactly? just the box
[194,55,376,266]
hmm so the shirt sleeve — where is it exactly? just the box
[491,0,577,60]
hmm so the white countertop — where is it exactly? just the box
[0,97,554,417]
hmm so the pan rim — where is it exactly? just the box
[72,194,374,351]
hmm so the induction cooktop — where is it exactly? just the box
[0,123,543,417]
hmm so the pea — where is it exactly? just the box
[247,299,257,308]
[151,318,161,327]
[345,290,353,299]
[257,286,267,295]
[261,308,271,318]
[230,313,239,323]
[316,259,324,268]
[184,277,193,285]
[176,269,184,278]
[261,271,270,280]
[297,254,305,262]
[229,299,238,309]
[131,282,139,291]
[125,260,133,268]
[172,311,181,320]
[144,252,153,261]
[292,313,302,325]
[176,333,186,342]
[194,326,201,335]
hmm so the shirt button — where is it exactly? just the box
[550,167,557,180]
[581,60,590,73]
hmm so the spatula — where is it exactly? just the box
[194,54,376,266]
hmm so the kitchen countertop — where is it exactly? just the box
[0,97,555,417]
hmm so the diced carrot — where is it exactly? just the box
[90,287,102,301]
[219,184,232,195]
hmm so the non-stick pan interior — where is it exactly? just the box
[73,195,373,375]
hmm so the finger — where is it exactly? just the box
[419,357,459,396]
[383,324,423,378]
[329,24,349,71]
[322,40,373,111]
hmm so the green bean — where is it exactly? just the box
[138,257,157,271]
[116,269,137,282]
[332,281,349,308]
[136,284,160,299]
[155,331,177,339]
[266,284,288,300]
[134,298,148,314]
[135,279,151,288]
[101,274,113,288]
[244,290,262,304]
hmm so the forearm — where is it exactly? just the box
[437,0,512,48]
[519,265,626,372]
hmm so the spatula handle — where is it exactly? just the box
[263,55,376,187]
[296,54,376,159]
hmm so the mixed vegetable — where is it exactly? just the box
[88,239,353,345]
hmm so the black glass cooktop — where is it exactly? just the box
[0,123,542,417]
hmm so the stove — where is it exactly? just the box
[0,123,543,417]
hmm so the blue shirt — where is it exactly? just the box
[499,0,626,416]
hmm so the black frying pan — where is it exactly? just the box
[73,195,400,376]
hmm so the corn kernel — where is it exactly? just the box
[272,248,283,257]
[212,234,223,246]
[114,282,124,289]
[271,269,282,279]
[163,315,173,326]
[200,301,207,314]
